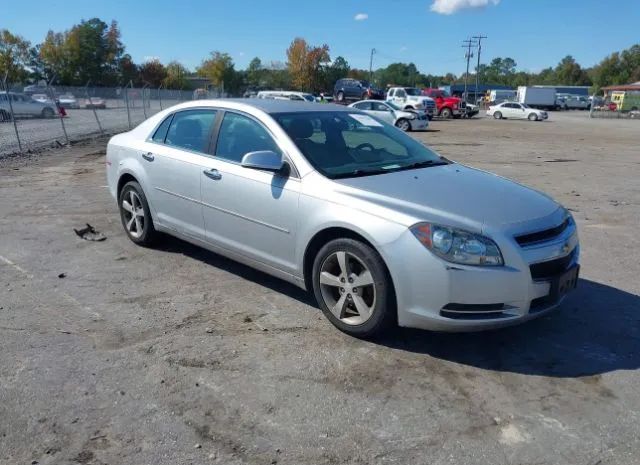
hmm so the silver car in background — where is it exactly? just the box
[0,91,57,119]
[349,100,428,132]
[106,99,579,337]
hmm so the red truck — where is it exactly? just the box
[421,88,465,119]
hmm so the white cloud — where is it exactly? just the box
[238,51,245,57]
[354,13,368,21]
[430,0,499,15]
[143,55,160,62]
[400,46,408,52]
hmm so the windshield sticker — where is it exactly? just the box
[349,114,383,127]
[382,164,401,170]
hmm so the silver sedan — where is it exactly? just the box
[106,99,579,337]
[349,100,428,131]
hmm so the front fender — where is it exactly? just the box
[116,156,159,222]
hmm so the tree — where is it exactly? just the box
[0,29,32,82]
[38,18,125,85]
[554,55,591,86]
[118,54,138,86]
[374,62,420,88]
[139,59,167,87]
[198,51,236,91]
[163,61,189,89]
[319,56,350,92]
[246,57,264,88]
[286,37,330,92]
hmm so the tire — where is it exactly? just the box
[41,107,55,118]
[0,110,11,122]
[395,118,411,132]
[336,91,345,103]
[528,113,538,121]
[493,111,502,120]
[312,238,395,338]
[362,92,369,100]
[118,181,157,246]
[440,107,453,119]
[632,106,639,112]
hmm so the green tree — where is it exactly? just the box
[163,61,189,89]
[554,55,591,86]
[0,29,32,82]
[197,51,236,92]
[246,57,264,88]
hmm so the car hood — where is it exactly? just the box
[333,164,558,231]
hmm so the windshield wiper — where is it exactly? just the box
[332,168,389,179]
[389,160,449,172]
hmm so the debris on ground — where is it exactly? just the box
[205,327,214,334]
[73,224,106,242]
[58,273,66,279]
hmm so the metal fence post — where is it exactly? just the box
[2,73,23,153]
[158,84,163,110]
[47,76,69,145]
[141,83,149,119]
[85,80,103,134]
[125,81,132,130]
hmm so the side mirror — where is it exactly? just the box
[241,150,284,172]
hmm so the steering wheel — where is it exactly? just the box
[355,142,376,151]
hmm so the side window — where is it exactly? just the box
[151,114,174,143]
[165,109,217,153]
[396,89,407,98]
[354,102,372,110]
[215,112,281,163]
[372,102,389,111]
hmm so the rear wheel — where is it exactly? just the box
[312,238,395,338]
[336,91,345,103]
[440,107,453,119]
[493,111,502,119]
[528,113,538,121]
[41,107,55,118]
[0,110,10,122]
[395,118,411,132]
[119,181,157,246]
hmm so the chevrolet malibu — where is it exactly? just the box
[106,99,579,337]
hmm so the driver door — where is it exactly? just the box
[199,111,301,274]
[369,102,396,125]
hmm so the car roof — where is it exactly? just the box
[171,98,354,114]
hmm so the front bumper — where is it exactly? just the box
[379,214,580,332]
[409,118,429,130]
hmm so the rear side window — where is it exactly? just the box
[165,109,217,153]
[215,112,280,163]
[151,114,173,143]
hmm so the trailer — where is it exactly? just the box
[517,86,558,110]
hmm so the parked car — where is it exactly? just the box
[106,99,579,337]
[386,87,436,119]
[349,100,428,131]
[487,102,548,121]
[421,88,465,119]
[58,93,80,109]
[464,102,480,118]
[85,97,106,109]
[23,84,55,96]
[257,91,316,102]
[333,78,384,103]
[0,91,57,119]
[31,93,54,104]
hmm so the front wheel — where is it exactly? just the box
[119,181,157,246]
[0,110,11,122]
[312,238,395,338]
[41,107,55,118]
[336,91,345,103]
[493,111,502,119]
[395,118,411,132]
[440,107,452,119]
[528,113,538,121]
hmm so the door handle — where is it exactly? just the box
[203,168,222,180]
[142,152,154,162]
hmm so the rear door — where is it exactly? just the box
[199,110,301,273]
[142,108,217,239]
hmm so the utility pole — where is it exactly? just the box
[472,35,487,104]
[369,48,376,83]
[462,39,477,104]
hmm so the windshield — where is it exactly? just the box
[386,101,402,111]
[404,88,422,96]
[274,111,447,179]
[302,94,316,102]
[521,103,530,108]
[358,80,370,88]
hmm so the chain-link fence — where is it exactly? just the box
[0,79,224,157]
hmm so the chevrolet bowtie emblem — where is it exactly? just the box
[562,242,570,254]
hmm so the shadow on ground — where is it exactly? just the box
[156,236,639,378]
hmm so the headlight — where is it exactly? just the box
[410,223,504,266]
[407,113,417,120]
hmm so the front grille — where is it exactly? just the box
[529,248,575,280]
[515,218,570,247]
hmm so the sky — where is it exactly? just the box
[2,0,639,75]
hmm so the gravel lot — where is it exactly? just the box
[1,112,639,465]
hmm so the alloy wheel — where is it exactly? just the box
[319,251,376,326]
[121,190,145,238]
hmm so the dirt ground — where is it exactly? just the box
[1,111,639,465]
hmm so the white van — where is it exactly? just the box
[256,91,316,102]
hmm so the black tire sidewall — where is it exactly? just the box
[42,108,54,118]
[396,119,410,131]
[337,91,344,102]
[441,108,452,118]
[118,181,156,246]
[494,111,502,119]
[528,113,537,121]
[312,238,395,337]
